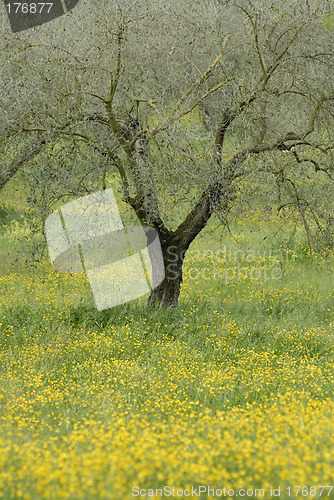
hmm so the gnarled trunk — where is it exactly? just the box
[148,242,185,307]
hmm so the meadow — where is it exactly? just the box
[0,181,334,500]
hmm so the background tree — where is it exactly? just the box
[0,0,333,306]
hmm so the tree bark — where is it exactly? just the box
[148,241,185,307]
[147,182,229,307]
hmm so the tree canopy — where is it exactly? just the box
[1,0,333,305]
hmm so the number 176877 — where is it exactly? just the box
[6,3,54,14]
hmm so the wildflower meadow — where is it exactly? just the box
[0,179,334,500]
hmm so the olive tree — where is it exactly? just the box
[0,0,333,306]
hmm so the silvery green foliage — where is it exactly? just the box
[0,0,333,239]
[1,0,333,144]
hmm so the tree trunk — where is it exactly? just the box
[299,205,315,252]
[116,118,234,308]
[148,241,185,307]
[146,181,232,308]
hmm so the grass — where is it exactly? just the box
[0,184,334,499]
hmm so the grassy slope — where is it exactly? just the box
[0,180,334,499]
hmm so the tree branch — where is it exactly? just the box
[0,137,46,191]
[149,36,230,137]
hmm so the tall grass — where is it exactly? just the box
[0,182,333,499]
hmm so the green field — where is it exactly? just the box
[0,182,334,500]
